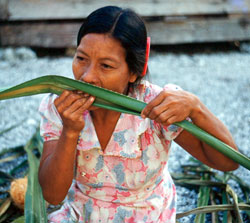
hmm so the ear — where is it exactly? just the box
[129,73,138,83]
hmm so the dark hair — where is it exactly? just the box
[77,6,148,78]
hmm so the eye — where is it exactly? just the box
[101,63,113,69]
[77,56,85,61]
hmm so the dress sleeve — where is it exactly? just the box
[160,83,184,141]
[38,94,63,141]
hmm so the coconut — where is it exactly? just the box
[10,177,28,210]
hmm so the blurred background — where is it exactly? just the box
[0,0,250,222]
[1,0,250,48]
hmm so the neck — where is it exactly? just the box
[90,109,121,125]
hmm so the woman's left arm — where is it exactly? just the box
[141,89,239,171]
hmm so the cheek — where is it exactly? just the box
[72,60,78,78]
[72,61,83,80]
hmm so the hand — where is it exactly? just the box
[141,89,199,126]
[54,90,95,134]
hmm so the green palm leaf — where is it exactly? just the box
[194,174,211,223]
[176,203,250,219]
[0,75,249,170]
[24,131,47,223]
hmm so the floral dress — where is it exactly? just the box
[39,80,183,223]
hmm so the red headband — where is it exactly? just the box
[141,37,151,77]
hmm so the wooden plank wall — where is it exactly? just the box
[0,0,250,47]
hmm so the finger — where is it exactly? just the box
[63,96,95,118]
[161,115,180,126]
[63,97,89,117]
[56,92,83,113]
[74,90,89,97]
[154,109,180,125]
[83,93,90,97]
[146,103,169,120]
[141,92,166,118]
[162,115,179,126]
[54,90,71,107]
[154,109,172,124]
[75,96,95,114]
[156,106,188,124]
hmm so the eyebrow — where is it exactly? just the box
[76,49,88,56]
[76,49,120,64]
[101,57,119,64]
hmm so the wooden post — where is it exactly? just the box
[0,0,9,20]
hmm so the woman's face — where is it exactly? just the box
[72,33,137,95]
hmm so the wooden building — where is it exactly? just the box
[0,0,250,48]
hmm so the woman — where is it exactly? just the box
[38,6,238,222]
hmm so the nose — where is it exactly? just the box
[80,64,98,85]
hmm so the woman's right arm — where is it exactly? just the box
[38,90,94,205]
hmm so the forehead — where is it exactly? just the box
[78,33,126,59]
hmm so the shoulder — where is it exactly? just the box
[38,94,62,124]
[129,80,161,103]
[129,80,182,103]
[163,83,182,91]
[39,93,58,113]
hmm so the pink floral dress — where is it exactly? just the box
[39,80,183,223]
